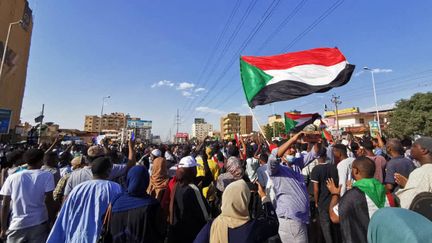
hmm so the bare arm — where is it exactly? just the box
[377,134,385,149]
[239,137,247,160]
[326,178,341,224]
[126,138,136,170]
[45,191,57,226]
[313,183,319,208]
[329,194,340,224]
[277,132,303,158]
[45,137,62,154]
[1,196,10,238]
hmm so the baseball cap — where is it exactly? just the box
[178,156,198,168]
[87,146,104,158]
[415,137,432,152]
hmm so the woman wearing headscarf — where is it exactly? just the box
[194,179,279,243]
[216,156,245,192]
[107,166,165,243]
[167,156,212,243]
[147,156,169,201]
[367,207,432,243]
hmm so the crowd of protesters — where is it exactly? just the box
[0,130,431,243]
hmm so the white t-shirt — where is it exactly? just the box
[396,163,432,208]
[0,169,55,230]
[337,157,355,196]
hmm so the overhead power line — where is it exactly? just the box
[188,0,282,117]
[181,0,243,113]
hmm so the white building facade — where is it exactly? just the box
[192,122,213,141]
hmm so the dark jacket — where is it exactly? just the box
[108,203,165,243]
[167,185,209,243]
[193,201,279,243]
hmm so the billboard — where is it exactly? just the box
[369,121,380,138]
[324,107,359,117]
[175,132,189,139]
[127,120,152,129]
[0,109,12,134]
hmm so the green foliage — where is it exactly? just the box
[388,92,432,138]
[263,124,273,141]
[263,122,285,140]
[273,121,285,136]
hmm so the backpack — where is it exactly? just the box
[409,192,432,221]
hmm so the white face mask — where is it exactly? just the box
[285,155,295,164]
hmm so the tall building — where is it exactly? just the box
[0,0,33,129]
[268,114,283,126]
[192,118,213,141]
[194,118,205,124]
[240,115,253,135]
[220,113,253,139]
[220,113,240,139]
[84,112,128,133]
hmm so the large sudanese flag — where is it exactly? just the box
[240,47,355,108]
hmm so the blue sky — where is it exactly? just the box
[22,0,432,140]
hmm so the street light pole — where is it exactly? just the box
[363,67,382,134]
[0,20,23,82]
[99,96,110,134]
[331,94,342,138]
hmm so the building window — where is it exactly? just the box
[359,118,365,124]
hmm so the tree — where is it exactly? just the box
[273,121,285,137]
[387,92,432,138]
[263,124,273,141]
[263,122,286,140]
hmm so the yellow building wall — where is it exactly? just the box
[0,0,33,129]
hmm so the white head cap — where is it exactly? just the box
[178,156,198,168]
[151,149,161,157]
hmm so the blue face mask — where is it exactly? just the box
[285,155,295,164]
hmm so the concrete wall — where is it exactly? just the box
[0,0,33,128]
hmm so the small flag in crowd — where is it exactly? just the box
[284,112,320,133]
[320,119,333,143]
[240,47,355,108]
[34,115,44,123]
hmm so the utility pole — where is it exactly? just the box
[363,67,382,134]
[271,104,276,138]
[175,109,181,144]
[37,104,44,144]
[0,20,22,82]
[331,94,342,137]
[99,96,110,135]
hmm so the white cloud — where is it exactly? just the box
[181,91,192,97]
[354,68,393,77]
[195,106,225,115]
[194,87,206,93]
[151,80,174,88]
[371,68,393,73]
[177,82,195,90]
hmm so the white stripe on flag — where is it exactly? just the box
[264,61,347,86]
[293,117,314,127]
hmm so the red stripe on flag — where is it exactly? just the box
[241,47,346,71]
[284,112,315,120]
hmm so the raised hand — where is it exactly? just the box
[394,173,408,188]
[326,178,341,195]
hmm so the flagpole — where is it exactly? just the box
[38,104,44,144]
[249,107,270,146]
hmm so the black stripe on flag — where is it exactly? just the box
[250,64,355,107]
